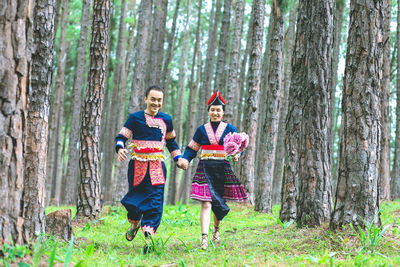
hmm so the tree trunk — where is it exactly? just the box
[23,0,56,241]
[225,0,245,124]
[147,0,168,87]
[330,0,387,230]
[128,0,152,113]
[113,0,137,204]
[45,210,73,241]
[296,0,334,227]
[379,0,391,201]
[391,0,400,200]
[179,0,203,203]
[199,0,222,124]
[280,2,307,222]
[63,0,91,205]
[161,0,181,98]
[46,0,69,206]
[214,0,232,94]
[102,0,128,204]
[236,4,254,130]
[254,0,284,213]
[272,6,296,204]
[0,0,31,245]
[330,0,345,189]
[167,0,191,205]
[239,0,264,205]
[77,0,111,219]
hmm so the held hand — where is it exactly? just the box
[118,148,128,161]
[177,158,189,170]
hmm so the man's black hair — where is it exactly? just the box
[145,85,164,98]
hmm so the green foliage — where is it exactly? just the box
[1,241,29,266]
[276,216,294,229]
[351,211,390,256]
[5,203,400,266]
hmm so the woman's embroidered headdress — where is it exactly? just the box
[207,91,226,107]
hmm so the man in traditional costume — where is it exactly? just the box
[179,91,248,250]
[115,85,184,247]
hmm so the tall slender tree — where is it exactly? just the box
[179,0,203,203]
[199,0,222,124]
[77,0,111,218]
[392,0,400,200]
[272,6,296,204]
[63,0,91,205]
[147,0,168,87]
[255,0,284,213]
[161,0,181,97]
[129,0,153,112]
[330,0,387,229]
[330,0,345,186]
[214,0,232,93]
[103,0,128,203]
[23,0,56,241]
[296,0,334,227]
[225,0,245,124]
[113,0,137,204]
[167,0,191,204]
[46,0,70,205]
[240,0,265,204]
[379,0,391,201]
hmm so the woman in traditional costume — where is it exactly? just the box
[180,91,248,250]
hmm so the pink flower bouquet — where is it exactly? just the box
[223,132,249,157]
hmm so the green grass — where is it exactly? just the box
[2,200,400,266]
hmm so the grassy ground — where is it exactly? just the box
[2,200,400,266]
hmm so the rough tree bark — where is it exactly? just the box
[147,0,168,87]
[280,1,306,222]
[63,0,91,205]
[0,0,30,245]
[128,0,152,113]
[76,0,111,218]
[391,0,400,200]
[239,0,265,205]
[296,0,334,227]
[255,0,284,213]
[22,0,56,242]
[330,0,387,229]
[272,6,296,204]
[225,0,245,124]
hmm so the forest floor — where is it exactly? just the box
[2,200,400,266]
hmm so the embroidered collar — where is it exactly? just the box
[204,122,227,145]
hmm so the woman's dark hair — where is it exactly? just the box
[145,85,164,98]
[207,104,225,111]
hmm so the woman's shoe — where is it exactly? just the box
[126,223,140,241]
[212,226,220,243]
[200,233,208,250]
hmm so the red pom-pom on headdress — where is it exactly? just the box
[207,91,226,106]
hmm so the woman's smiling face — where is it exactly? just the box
[208,105,224,122]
